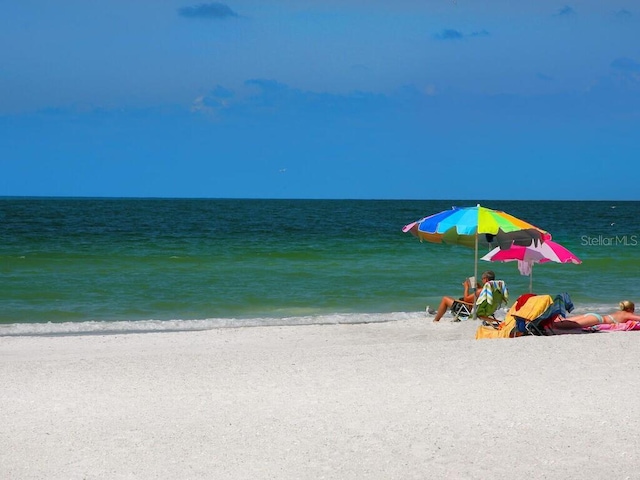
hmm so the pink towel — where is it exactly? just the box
[586,321,640,332]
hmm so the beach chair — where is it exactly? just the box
[451,280,509,324]
[475,292,574,339]
[522,292,574,336]
[476,293,553,339]
[451,300,473,320]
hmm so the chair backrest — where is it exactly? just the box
[526,292,575,335]
[475,280,509,317]
[506,293,551,335]
[535,292,574,323]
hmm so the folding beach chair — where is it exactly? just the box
[451,280,509,324]
[522,292,574,336]
[475,292,574,339]
[475,293,553,339]
[451,300,474,321]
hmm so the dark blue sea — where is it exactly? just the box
[1,198,638,335]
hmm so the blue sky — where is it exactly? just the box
[1,1,639,200]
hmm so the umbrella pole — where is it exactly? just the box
[529,264,534,293]
[472,232,479,319]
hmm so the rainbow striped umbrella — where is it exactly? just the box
[403,205,551,305]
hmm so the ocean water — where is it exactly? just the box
[1,198,638,336]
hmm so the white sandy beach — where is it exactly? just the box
[2,318,640,480]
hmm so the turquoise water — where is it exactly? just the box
[1,198,639,335]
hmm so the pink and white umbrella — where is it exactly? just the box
[481,240,581,292]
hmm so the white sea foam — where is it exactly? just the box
[0,311,426,337]
[0,301,615,337]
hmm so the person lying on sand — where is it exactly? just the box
[431,271,495,322]
[552,300,640,329]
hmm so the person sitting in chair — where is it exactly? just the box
[431,270,495,322]
[551,300,640,329]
